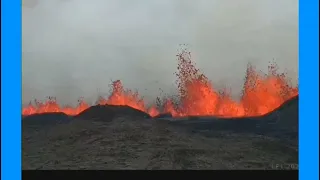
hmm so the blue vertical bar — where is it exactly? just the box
[1,0,22,179]
[299,0,319,179]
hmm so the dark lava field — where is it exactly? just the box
[22,96,298,170]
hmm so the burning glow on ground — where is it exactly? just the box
[22,50,298,118]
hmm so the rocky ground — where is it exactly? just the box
[22,96,298,170]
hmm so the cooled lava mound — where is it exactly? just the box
[74,105,151,121]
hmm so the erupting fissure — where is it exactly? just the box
[22,50,298,118]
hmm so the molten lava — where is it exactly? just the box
[22,50,298,118]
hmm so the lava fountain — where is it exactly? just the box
[22,50,298,118]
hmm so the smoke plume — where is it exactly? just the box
[22,0,298,106]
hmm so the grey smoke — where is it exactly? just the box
[22,0,298,106]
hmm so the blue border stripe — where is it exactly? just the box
[299,0,319,179]
[1,1,319,179]
[1,0,22,179]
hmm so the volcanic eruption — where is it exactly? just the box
[22,49,298,118]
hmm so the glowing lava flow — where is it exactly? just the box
[22,50,298,118]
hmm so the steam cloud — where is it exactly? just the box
[22,0,298,106]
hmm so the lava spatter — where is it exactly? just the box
[22,50,298,118]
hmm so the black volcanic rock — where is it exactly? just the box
[74,105,116,121]
[106,105,151,118]
[74,104,151,121]
[166,95,299,140]
[257,95,298,139]
[22,112,72,128]
[153,113,173,119]
[264,95,298,129]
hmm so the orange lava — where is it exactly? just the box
[22,50,298,118]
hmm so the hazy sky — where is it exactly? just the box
[22,0,298,105]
